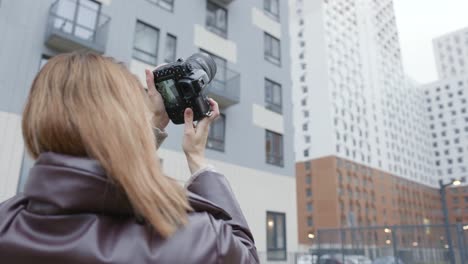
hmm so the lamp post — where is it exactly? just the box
[439,177,466,264]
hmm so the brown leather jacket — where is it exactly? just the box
[0,152,259,263]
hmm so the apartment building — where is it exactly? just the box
[433,26,468,79]
[0,0,298,261]
[289,0,448,247]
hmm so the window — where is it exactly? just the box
[206,1,227,38]
[306,175,311,184]
[305,161,311,170]
[307,202,313,212]
[306,188,312,197]
[264,33,281,65]
[307,216,313,227]
[133,20,159,65]
[265,79,282,113]
[266,130,283,166]
[146,0,174,11]
[164,33,177,62]
[267,212,286,261]
[207,114,225,151]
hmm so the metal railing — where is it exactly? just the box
[45,0,111,53]
[312,224,468,264]
[205,65,240,108]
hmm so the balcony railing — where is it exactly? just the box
[205,65,240,108]
[45,0,110,53]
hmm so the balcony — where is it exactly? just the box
[45,0,110,53]
[205,65,240,108]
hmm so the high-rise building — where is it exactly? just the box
[423,26,468,226]
[0,0,298,261]
[290,0,439,246]
[291,0,434,184]
[433,27,468,79]
[423,77,468,184]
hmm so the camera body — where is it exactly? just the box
[153,53,217,124]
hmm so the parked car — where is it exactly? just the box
[372,256,404,264]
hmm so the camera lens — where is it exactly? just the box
[186,53,217,82]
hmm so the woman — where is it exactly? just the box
[0,52,259,263]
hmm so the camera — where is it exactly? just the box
[153,52,217,124]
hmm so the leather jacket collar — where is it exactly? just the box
[24,152,231,220]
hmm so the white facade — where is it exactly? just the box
[290,0,436,186]
[433,27,468,79]
[423,75,468,184]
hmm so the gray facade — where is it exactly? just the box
[0,0,300,259]
[0,0,294,179]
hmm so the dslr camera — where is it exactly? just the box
[153,52,217,124]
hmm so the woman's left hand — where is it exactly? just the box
[145,68,170,130]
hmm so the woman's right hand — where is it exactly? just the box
[183,98,220,174]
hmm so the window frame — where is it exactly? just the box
[264,32,281,66]
[266,211,287,261]
[206,0,228,38]
[207,113,226,152]
[265,130,284,167]
[132,20,160,65]
[265,78,282,113]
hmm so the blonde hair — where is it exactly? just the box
[23,52,191,237]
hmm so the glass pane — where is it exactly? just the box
[273,83,281,105]
[276,215,284,248]
[272,38,280,58]
[75,1,99,40]
[165,34,177,62]
[134,22,159,64]
[55,0,77,34]
[266,213,275,248]
[270,0,279,16]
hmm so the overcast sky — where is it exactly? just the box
[393,0,468,84]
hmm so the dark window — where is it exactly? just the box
[164,33,177,62]
[133,20,159,65]
[266,130,283,166]
[146,0,174,11]
[267,212,286,260]
[307,216,313,227]
[206,1,227,38]
[265,78,282,113]
[207,114,225,151]
[264,33,281,65]
[307,202,313,212]
[306,188,312,197]
[306,174,311,184]
[305,162,311,170]
[264,0,280,21]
